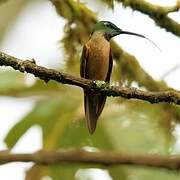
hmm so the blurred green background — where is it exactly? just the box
[0,0,180,179]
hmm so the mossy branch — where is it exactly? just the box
[0,51,180,105]
[116,0,180,37]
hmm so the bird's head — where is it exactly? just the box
[92,21,122,40]
[92,21,148,41]
[92,21,160,50]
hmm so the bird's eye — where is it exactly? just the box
[103,22,111,28]
[102,21,115,29]
[106,24,111,28]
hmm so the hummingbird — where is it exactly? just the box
[80,21,158,134]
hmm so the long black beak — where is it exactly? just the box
[120,30,146,38]
[118,30,161,51]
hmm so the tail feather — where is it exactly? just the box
[84,91,106,134]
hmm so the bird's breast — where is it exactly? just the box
[86,37,110,81]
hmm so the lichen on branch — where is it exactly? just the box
[0,51,180,105]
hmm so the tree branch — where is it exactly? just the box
[117,0,180,37]
[0,51,180,105]
[1,150,180,170]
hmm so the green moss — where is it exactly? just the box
[94,80,107,89]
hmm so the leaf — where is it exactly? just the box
[4,100,42,149]
[102,100,173,154]
[4,96,73,148]
[25,165,48,180]
[4,88,82,149]
[42,94,82,149]
[56,118,113,150]
[0,70,25,94]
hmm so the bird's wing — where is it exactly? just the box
[106,48,113,82]
[80,44,89,78]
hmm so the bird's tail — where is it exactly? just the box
[84,91,106,134]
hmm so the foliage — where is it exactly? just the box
[0,0,179,179]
